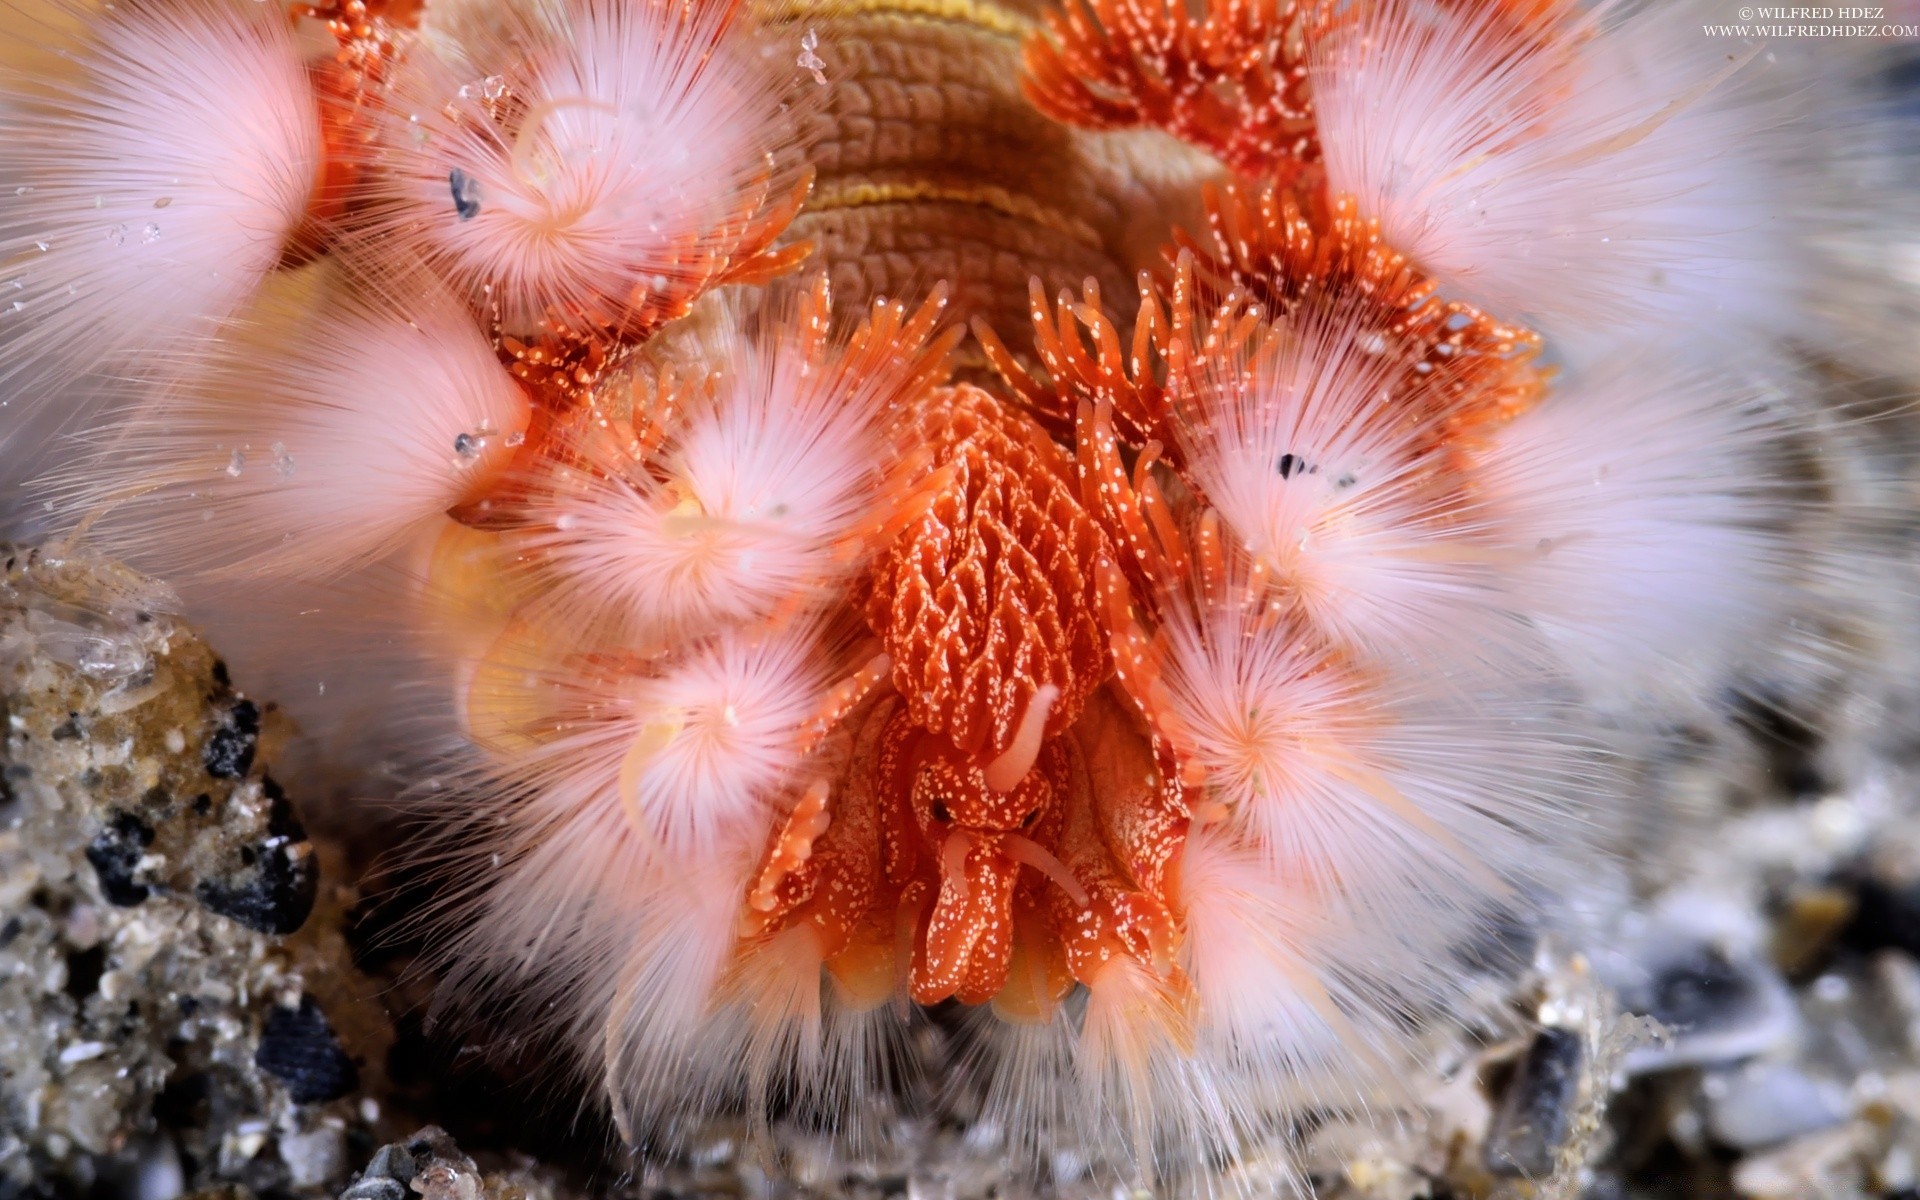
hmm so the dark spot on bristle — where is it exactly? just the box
[1277,452,1298,479]
[449,167,482,220]
[202,699,260,779]
[85,811,155,906]
[63,944,107,1000]
[1335,472,1357,489]
[256,994,359,1104]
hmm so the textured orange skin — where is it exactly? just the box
[741,384,1198,1011]
[866,385,1109,762]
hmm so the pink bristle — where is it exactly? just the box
[51,262,531,580]
[1151,579,1582,934]
[1173,298,1527,672]
[1312,0,1794,339]
[1075,954,1232,1175]
[429,626,906,1149]
[1174,824,1400,1094]
[515,283,957,646]
[1471,356,1801,710]
[0,0,320,409]
[360,0,808,337]
[461,618,840,864]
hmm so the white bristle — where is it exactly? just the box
[1153,584,1582,933]
[1174,300,1527,672]
[1472,354,1802,711]
[517,302,914,645]
[362,0,804,335]
[464,619,836,862]
[0,0,319,410]
[50,262,531,580]
[1313,0,1797,341]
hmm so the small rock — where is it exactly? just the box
[1613,940,1797,1072]
[132,1134,185,1200]
[279,1121,349,1189]
[201,699,260,780]
[1843,873,1920,959]
[194,837,316,935]
[1705,1062,1849,1150]
[1770,884,1856,977]
[1485,1026,1584,1178]
[255,995,358,1105]
[84,810,155,906]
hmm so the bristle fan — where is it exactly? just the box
[47,259,531,580]
[358,0,815,339]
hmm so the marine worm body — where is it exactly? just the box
[0,0,1889,1187]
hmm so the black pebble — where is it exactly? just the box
[341,1177,407,1200]
[348,1141,424,1197]
[202,699,260,779]
[255,994,358,1104]
[63,945,106,1000]
[1841,873,1920,959]
[262,776,307,841]
[84,811,155,906]
[1642,948,1755,1033]
[194,834,316,934]
[1485,1026,1584,1178]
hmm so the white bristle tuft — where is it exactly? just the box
[362,0,805,336]
[0,0,319,408]
[1313,0,1796,340]
[1175,300,1526,671]
[1153,584,1580,932]
[463,619,837,862]
[430,624,907,1150]
[49,262,531,580]
[1473,355,1801,711]
[518,382,884,643]
[516,285,952,645]
[1175,824,1411,1108]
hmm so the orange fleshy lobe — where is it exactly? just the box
[1021,0,1339,183]
[1177,182,1549,445]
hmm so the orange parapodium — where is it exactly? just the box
[1021,0,1341,183]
